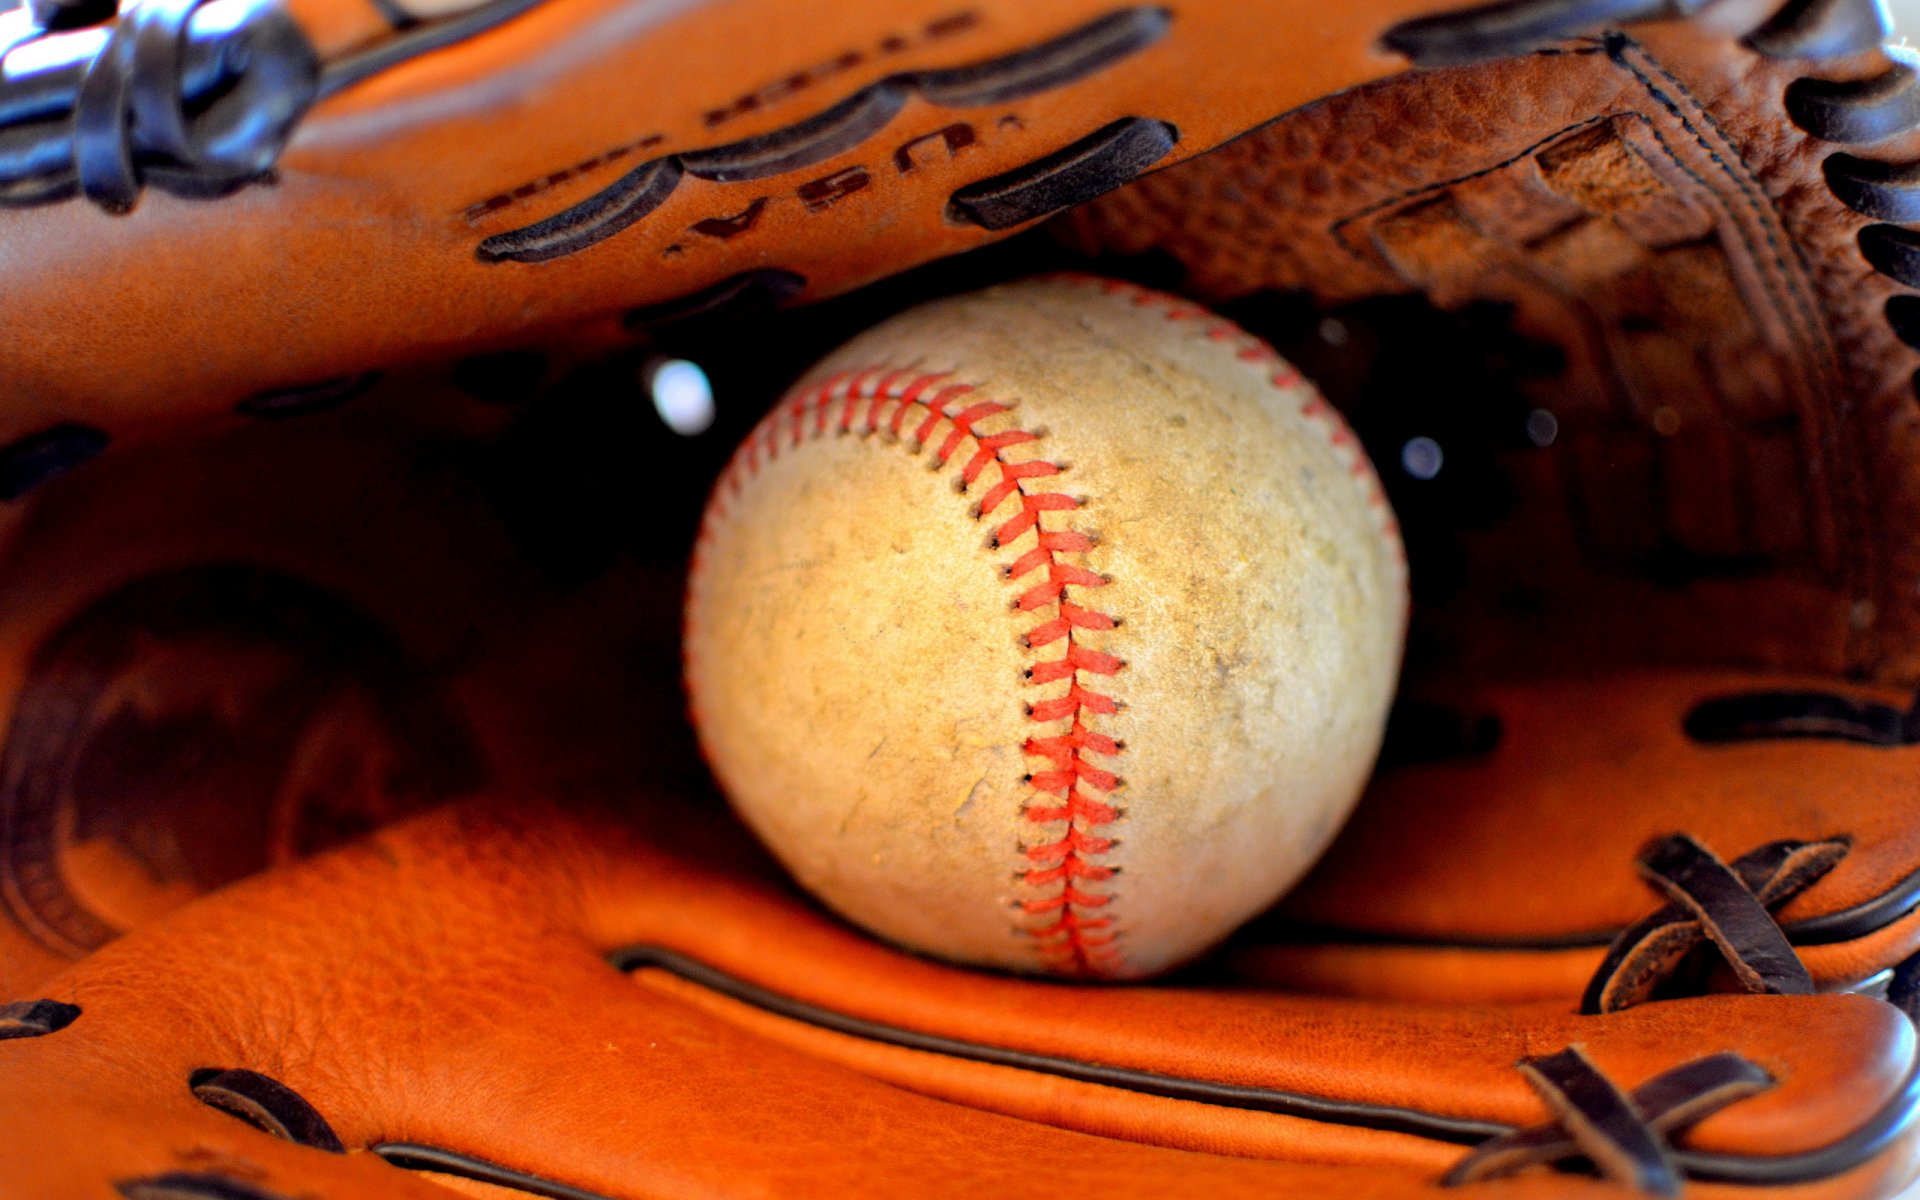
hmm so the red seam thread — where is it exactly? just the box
[694,364,1127,976]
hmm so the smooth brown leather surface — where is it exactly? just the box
[0,0,1494,437]
[0,374,691,997]
[0,792,1915,1199]
[1059,21,1920,686]
[1230,671,1920,1004]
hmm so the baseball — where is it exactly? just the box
[685,275,1407,979]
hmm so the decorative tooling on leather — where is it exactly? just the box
[691,365,1127,974]
[474,8,1172,262]
[0,563,473,960]
[1058,27,1920,680]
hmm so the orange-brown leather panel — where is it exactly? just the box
[0,375,690,996]
[1,795,1914,1198]
[1059,26,1920,683]
[1266,671,1920,980]
[0,0,1490,438]
[629,964,1491,1171]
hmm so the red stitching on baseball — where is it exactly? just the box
[689,275,1404,981]
[694,363,1128,976]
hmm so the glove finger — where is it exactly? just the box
[0,812,1517,1200]
[5,795,1912,1198]
[0,0,1846,446]
[1238,673,1920,1007]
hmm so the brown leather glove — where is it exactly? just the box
[4,0,1920,1194]
[0,0,1449,428]
[0,355,1912,1197]
[0,359,1913,1199]
[0,0,1907,471]
[1236,672,1920,1014]
[0,369,694,997]
[1038,0,1920,1025]
[1,791,1915,1200]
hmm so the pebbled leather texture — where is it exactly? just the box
[0,791,1915,1199]
[1057,21,1920,686]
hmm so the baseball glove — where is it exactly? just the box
[4,0,1920,1194]
[0,340,1915,1199]
[1,791,1914,1199]
[1236,671,1920,1012]
[0,370,699,997]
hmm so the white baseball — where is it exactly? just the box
[686,275,1407,978]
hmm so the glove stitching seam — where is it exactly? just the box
[1605,36,1835,377]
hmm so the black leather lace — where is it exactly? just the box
[0,0,316,210]
[1584,833,1848,1013]
[1445,1048,1775,1196]
[1389,0,1920,424]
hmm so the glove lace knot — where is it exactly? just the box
[1582,832,1847,1014]
[1445,1047,1775,1197]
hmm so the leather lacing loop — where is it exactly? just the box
[0,997,80,1039]
[1583,833,1848,1014]
[188,1067,345,1152]
[1386,0,1920,401]
[1755,0,1920,392]
[1445,1047,1775,1196]
[0,0,317,210]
